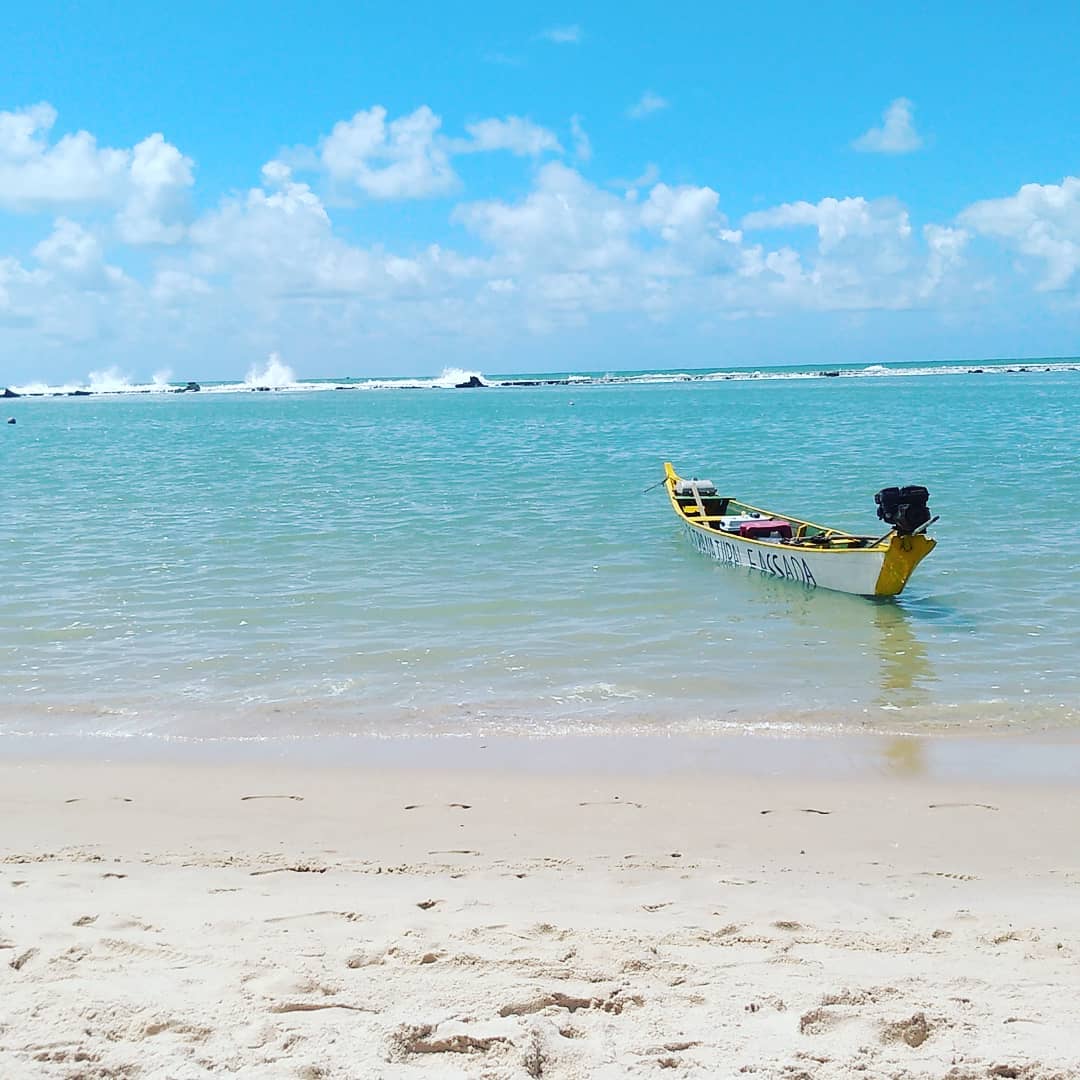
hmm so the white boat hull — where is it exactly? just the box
[682,519,887,596]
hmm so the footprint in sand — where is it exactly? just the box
[249,864,328,877]
[392,1023,508,1056]
[265,910,365,925]
[270,1001,372,1015]
[880,1011,931,1047]
[500,989,644,1017]
[64,797,133,804]
[928,802,998,811]
[799,1008,847,1035]
[9,948,37,971]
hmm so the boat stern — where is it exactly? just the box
[873,533,936,597]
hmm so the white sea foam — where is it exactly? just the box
[86,367,132,393]
[12,367,181,396]
[244,352,296,388]
[348,367,490,390]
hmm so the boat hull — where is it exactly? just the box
[665,461,935,597]
[682,516,928,596]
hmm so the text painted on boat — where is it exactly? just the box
[686,525,818,586]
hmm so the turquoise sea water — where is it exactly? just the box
[2,360,1078,745]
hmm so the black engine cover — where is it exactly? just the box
[875,485,931,534]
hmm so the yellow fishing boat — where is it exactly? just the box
[663,462,936,597]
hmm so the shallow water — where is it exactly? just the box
[2,362,1078,744]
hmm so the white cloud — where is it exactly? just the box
[738,196,962,312]
[0,103,127,210]
[0,103,193,243]
[189,165,354,294]
[743,196,912,252]
[540,25,582,44]
[0,219,137,348]
[116,134,195,244]
[187,162,482,307]
[627,92,669,120]
[286,109,563,197]
[0,103,58,160]
[959,176,1080,289]
[0,105,1047,377]
[570,115,592,163]
[453,165,750,327]
[0,255,46,319]
[920,224,969,297]
[453,162,637,274]
[455,116,562,156]
[151,268,212,303]
[317,106,456,200]
[641,183,720,239]
[33,218,127,288]
[853,98,924,154]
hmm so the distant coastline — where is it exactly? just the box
[5,356,1079,400]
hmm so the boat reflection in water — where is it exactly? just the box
[880,735,928,777]
[872,601,935,707]
[752,581,937,717]
[873,605,936,778]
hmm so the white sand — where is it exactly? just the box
[2,750,1079,1079]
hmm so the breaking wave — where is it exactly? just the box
[245,353,296,388]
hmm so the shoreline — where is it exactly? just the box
[3,750,1079,1077]
[5,725,1080,783]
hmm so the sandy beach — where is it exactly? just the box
[2,739,1079,1079]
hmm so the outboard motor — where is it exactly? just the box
[875,485,931,535]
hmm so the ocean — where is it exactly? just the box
[3,358,1078,748]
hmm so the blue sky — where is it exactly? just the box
[2,1,1079,384]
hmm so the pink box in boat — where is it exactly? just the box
[738,519,793,540]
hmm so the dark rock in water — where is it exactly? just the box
[70,389,92,396]
[173,381,201,393]
[503,380,540,387]
[1,387,19,398]
[820,370,841,377]
[454,375,486,388]
[253,386,271,391]
[971,368,984,373]
[6,417,15,424]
